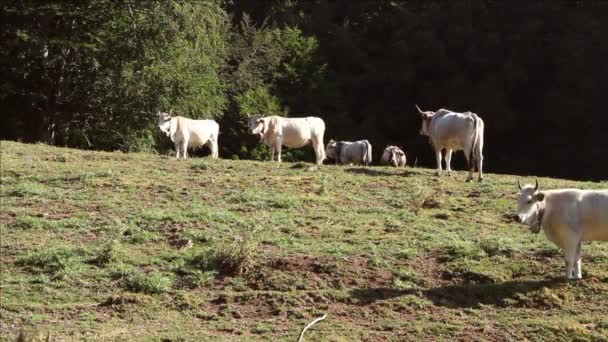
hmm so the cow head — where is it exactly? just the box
[388,147,405,167]
[325,139,338,159]
[248,114,266,139]
[158,111,172,137]
[516,179,545,228]
[415,105,435,136]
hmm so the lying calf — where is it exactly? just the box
[380,146,406,167]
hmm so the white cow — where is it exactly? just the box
[325,139,372,166]
[516,180,608,279]
[416,105,484,182]
[158,111,219,159]
[380,146,406,167]
[248,114,326,165]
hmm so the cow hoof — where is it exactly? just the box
[478,178,484,183]
[465,178,473,182]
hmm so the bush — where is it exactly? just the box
[91,241,122,266]
[16,247,85,279]
[444,240,486,261]
[187,230,259,276]
[124,271,174,294]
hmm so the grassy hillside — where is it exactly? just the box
[1,141,607,341]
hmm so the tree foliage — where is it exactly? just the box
[2,1,607,179]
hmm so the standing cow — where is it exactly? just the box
[248,114,326,165]
[516,180,608,279]
[415,105,484,182]
[325,139,372,166]
[380,146,406,167]
[158,111,219,159]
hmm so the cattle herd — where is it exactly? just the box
[157,107,607,280]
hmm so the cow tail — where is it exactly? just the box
[364,140,372,166]
[171,117,180,143]
[468,113,479,170]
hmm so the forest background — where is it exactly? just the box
[2,1,607,180]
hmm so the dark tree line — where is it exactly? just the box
[2,1,607,180]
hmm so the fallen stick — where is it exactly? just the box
[297,313,328,342]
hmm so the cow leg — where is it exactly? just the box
[207,139,218,159]
[445,149,453,175]
[564,239,580,280]
[435,149,443,176]
[311,135,324,165]
[276,143,282,163]
[269,146,275,161]
[174,143,181,159]
[182,142,188,159]
[275,136,283,163]
[477,151,484,182]
[574,241,583,279]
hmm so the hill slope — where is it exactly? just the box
[1,141,607,341]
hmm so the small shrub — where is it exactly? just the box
[109,263,135,279]
[124,271,174,294]
[187,230,259,276]
[444,240,486,261]
[9,182,46,197]
[315,174,328,195]
[191,161,210,170]
[396,247,418,261]
[404,183,433,214]
[172,258,216,288]
[91,241,122,266]
[479,237,516,257]
[252,322,276,334]
[393,268,418,289]
[122,226,162,244]
[16,247,84,279]
[12,215,46,230]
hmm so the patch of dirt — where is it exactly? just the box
[502,212,519,223]
[422,198,440,209]
[433,212,450,220]
[467,191,481,198]
[440,269,495,285]
[409,253,446,287]
[244,255,393,292]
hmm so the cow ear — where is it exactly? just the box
[534,192,545,201]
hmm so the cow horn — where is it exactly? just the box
[415,104,424,115]
[534,179,539,191]
[517,179,522,191]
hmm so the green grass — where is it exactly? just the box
[1,140,607,341]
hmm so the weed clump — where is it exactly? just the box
[91,240,122,266]
[479,237,516,257]
[12,215,46,230]
[187,228,259,276]
[124,271,174,294]
[392,268,418,289]
[444,240,486,261]
[16,247,85,279]
[191,161,211,170]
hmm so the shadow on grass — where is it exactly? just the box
[344,167,423,177]
[350,278,565,308]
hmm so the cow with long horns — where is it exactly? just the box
[415,105,485,182]
[516,179,608,279]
